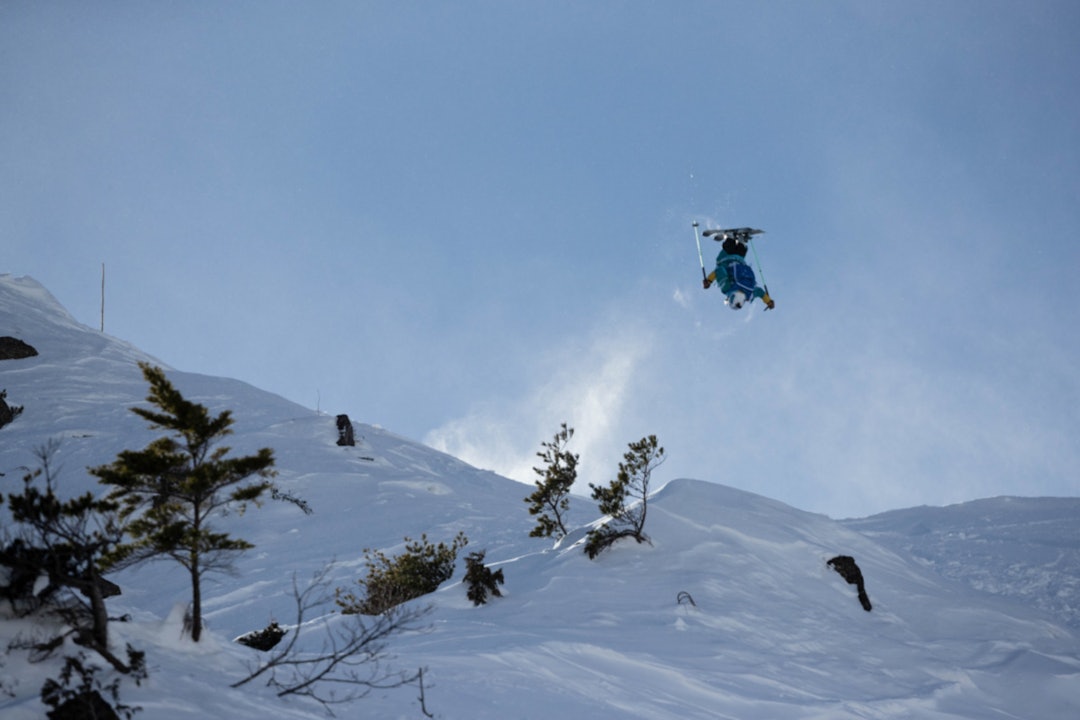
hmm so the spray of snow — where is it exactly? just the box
[424,319,653,493]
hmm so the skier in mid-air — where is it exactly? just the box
[702,231,775,310]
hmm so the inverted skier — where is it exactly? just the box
[702,232,775,310]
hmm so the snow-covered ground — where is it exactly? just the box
[845,497,1080,632]
[2,274,1078,719]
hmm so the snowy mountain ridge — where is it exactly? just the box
[1,274,1078,719]
[844,496,1080,631]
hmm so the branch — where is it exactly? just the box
[232,564,430,712]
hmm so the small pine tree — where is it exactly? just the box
[2,440,134,671]
[524,423,578,539]
[336,532,468,615]
[585,435,665,559]
[91,363,277,642]
[463,550,504,606]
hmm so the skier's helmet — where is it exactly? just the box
[728,290,748,309]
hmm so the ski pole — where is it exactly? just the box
[748,236,769,295]
[692,222,706,282]
[748,236,773,309]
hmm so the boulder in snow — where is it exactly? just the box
[0,335,38,360]
[336,413,356,446]
[0,389,22,429]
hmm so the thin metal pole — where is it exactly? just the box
[692,222,706,282]
[748,239,769,296]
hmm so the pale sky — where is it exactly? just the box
[4,1,1079,517]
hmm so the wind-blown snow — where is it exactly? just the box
[1,274,1078,718]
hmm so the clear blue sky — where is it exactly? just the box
[4,1,1079,517]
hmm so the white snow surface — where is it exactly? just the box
[1,273,1078,719]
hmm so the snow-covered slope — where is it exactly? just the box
[2,274,1079,719]
[844,497,1080,630]
[0,274,537,630]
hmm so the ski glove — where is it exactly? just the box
[703,278,712,289]
[763,293,775,310]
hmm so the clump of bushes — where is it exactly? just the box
[236,621,287,651]
[463,550,504,606]
[336,532,468,615]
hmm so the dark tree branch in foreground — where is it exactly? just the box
[232,564,430,713]
[1,440,133,673]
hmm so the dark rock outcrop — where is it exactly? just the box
[0,539,121,617]
[827,555,872,611]
[236,621,287,651]
[336,414,356,447]
[0,336,38,360]
[0,389,22,429]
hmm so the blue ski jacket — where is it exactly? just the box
[706,251,766,304]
